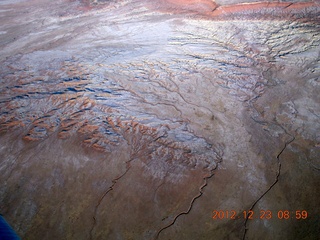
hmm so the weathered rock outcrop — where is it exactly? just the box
[0,0,319,239]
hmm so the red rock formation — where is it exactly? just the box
[0,1,319,240]
[157,0,218,13]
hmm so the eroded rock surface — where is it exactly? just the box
[0,0,319,239]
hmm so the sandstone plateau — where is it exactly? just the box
[0,0,319,239]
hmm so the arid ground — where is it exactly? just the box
[0,0,319,239]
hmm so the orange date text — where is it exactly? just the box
[212,210,308,220]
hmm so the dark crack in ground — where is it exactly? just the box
[0,0,319,239]
[242,132,295,240]
[155,168,218,240]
